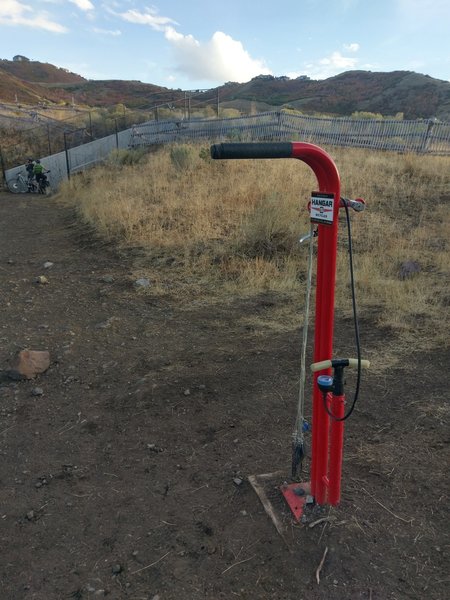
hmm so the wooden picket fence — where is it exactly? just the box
[129,111,450,155]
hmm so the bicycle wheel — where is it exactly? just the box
[11,176,28,193]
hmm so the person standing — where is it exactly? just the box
[33,159,45,187]
[25,158,35,190]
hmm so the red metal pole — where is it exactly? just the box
[327,391,345,504]
[210,142,341,506]
[290,143,340,505]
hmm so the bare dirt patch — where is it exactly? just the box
[0,192,448,600]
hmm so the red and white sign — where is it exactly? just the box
[310,192,335,225]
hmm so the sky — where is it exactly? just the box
[0,0,449,90]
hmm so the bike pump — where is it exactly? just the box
[211,142,369,517]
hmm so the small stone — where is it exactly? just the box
[43,262,54,269]
[95,317,117,329]
[35,275,49,284]
[26,510,35,520]
[8,350,51,380]
[198,384,206,390]
[94,591,106,597]
[111,564,122,575]
[132,550,138,557]
[240,510,247,516]
[147,443,162,453]
[183,388,190,396]
[100,275,115,283]
[86,584,96,593]
[233,477,243,487]
[34,481,43,489]
[333,580,338,585]
[134,278,150,289]
[305,495,315,505]
[31,387,44,396]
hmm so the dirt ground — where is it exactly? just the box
[0,191,448,600]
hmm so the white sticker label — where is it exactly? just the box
[310,192,335,225]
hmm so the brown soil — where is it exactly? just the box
[0,192,448,600]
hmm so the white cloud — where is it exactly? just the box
[304,51,359,79]
[114,6,270,84]
[164,28,271,83]
[118,7,178,31]
[343,43,360,52]
[92,27,121,36]
[69,0,94,10]
[319,51,358,68]
[0,0,67,32]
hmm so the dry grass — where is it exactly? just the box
[59,144,450,348]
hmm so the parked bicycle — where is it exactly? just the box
[8,170,50,194]
[37,170,51,194]
[9,171,34,193]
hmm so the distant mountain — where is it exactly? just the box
[215,71,450,120]
[1,58,449,120]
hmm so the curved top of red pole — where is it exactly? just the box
[290,142,340,197]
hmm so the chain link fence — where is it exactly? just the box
[3,110,449,193]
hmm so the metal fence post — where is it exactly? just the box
[0,146,6,186]
[63,132,71,180]
[420,118,436,153]
[47,124,52,156]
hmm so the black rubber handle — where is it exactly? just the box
[211,142,293,160]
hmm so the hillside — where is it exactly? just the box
[0,58,449,119]
[216,70,450,119]
[0,68,56,105]
[0,59,85,85]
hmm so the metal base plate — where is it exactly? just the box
[280,481,312,521]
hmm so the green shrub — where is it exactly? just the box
[107,148,148,166]
[199,146,211,162]
[236,193,299,259]
[169,144,196,171]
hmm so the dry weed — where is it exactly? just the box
[59,144,450,348]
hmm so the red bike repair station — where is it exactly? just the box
[210,142,370,525]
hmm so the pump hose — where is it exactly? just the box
[322,201,362,422]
